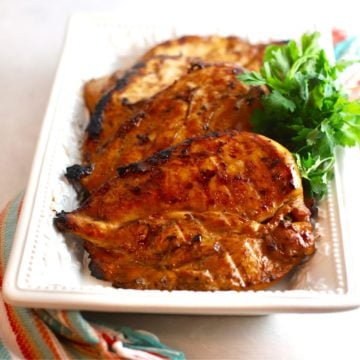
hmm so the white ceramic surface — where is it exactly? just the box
[3,13,360,314]
[2,2,360,359]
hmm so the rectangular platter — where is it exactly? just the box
[3,13,360,314]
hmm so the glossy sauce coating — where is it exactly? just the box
[56,132,315,291]
[81,64,263,191]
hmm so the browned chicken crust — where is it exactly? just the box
[83,35,271,162]
[84,35,268,113]
[80,64,263,192]
[58,35,315,292]
[83,55,191,158]
[56,132,315,291]
[141,35,268,67]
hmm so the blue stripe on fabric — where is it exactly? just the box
[11,308,60,359]
[0,195,61,360]
[66,311,99,344]
[334,36,357,60]
[35,309,73,338]
[125,344,186,360]
[120,326,166,347]
[119,327,186,360]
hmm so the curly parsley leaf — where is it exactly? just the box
[238,32,360,200]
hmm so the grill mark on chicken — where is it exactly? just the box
[82,36,272,160]
[117,111,146,139]
[55,132,315,290]
[86,68,138,139]
[83,55,191,160]
[80,65,263,192]
[57,36,315,291]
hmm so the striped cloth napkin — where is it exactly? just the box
[0,194,185,360]
[333,28,360,99]
[0,30,359,360]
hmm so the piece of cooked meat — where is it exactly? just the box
[55,131,315,291]
[83,69,124,114]
[142,35,268,67]
[77,64,263,192]
[83,55,191,158]
[83,35,271,157]
[84,35,269,114]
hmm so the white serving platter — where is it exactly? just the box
[3,13,360,314]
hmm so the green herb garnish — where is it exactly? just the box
[238,32,360,200]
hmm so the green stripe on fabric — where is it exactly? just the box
[0,194,65,360]
[0,343,12,360]
[8,307,60,359]
[120,327,186,360]
[0,195,82,359]
[3,192,23,267]
[59,340,95,360]
[35,309,73,338]
[66,311,99,345]
[18,308,54,354]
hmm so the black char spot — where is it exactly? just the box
[89,261,105,280]
[192,234,202,243]
[136,134,150,145]
[117,162,149,177]
[189,61,207,72]
[132,61,146,70]
[86,91,113,138]
[147,148,172,165]
[53,211,68,230]
[227,81,236,89]
[121,97,130,105]
[86,69,137,138]
[246,97,256,106]
[199,169,216,184]
[118,111,146,138]
[130,186,141,195]
[65,164,94,180]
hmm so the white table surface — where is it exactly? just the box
[1,1,359,359]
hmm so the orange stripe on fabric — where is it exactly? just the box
[64,341,100,358]
[60,311,98,345]
[63,312,88,343]
[53,310,85,343]
[4,304,42,359]
[65,337,119,360]
[56,312,105,357]
[32,310,66,360]
[59,310,73,330]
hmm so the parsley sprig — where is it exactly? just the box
[238,32,360,200]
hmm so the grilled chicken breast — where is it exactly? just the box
[83,55,191,157]
[84,35,269,113]
[83,35,271,159]
[75,64,263,192]
[57,35,314,292]
[55,132,315,291]
[141,35,268,67]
